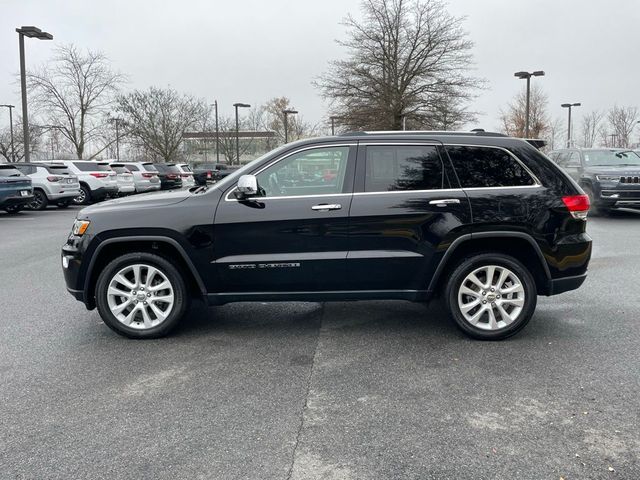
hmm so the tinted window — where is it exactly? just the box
[73,161,112,172]
[122,164,139,171]
[14,165,34,175]
[111,166,130,174]
[180,165,192,172]
[256,146,350,197]
[364,145,444,192]
[141,164,158,172]
[155,164,180,173]
[0,166,23,177]
[447,146,535,188]
[45,165,71,175]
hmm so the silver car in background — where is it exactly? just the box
[176,163,196,188]
[14,162,80,209]
[110,165,136,195]
[112,162,161,193]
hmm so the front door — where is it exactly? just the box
[212,144,357,294]
[348,142,472,292]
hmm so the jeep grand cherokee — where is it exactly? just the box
[62,131,592,340]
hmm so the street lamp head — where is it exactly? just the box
[561,103,572,108]
[282,109,298,115]
[514,71,530,79]
[16,26,53,40]
[233,103,251,108]
[0,104,15,108]
[573,103,581,107]
[532,71,545,77]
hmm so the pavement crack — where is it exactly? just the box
[285,302,325,480]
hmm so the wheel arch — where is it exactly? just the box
[83,236,206,309]
[428,232,551,296]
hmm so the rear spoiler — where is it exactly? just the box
[525,139,547,150]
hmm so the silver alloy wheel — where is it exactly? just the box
[73,188,86,204]
[106,263,175,330]
[457,265,525,331]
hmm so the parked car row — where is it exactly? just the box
[1,160,202,213]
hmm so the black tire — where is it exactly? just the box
[57,200,71,208]
[95,252,189,339]
[4,204,24,214]
[28,189,49,210]
[445,253,537,340]
[73,185,91,205]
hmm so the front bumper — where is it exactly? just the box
[597,187,640,208]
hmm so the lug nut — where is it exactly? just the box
[496,295,501,299]
[134,300,138,304]
[482,300,487,304]
[147,293,151,297]
[143,301,148,305]
[490,288,495,292]
[482,291,486,295]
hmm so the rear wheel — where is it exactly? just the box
[445,253,537,340]
[28,190,49,210]
[4,204,24,214]
[73,185,91,205]
[95,252,189,339]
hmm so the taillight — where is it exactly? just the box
[90,173,108,178]
[142,173,153,178]
[47,175,61,182]
[206,171,212,179]
[562,194,590,220]
[166,173,177,179]
[181,174,190,178]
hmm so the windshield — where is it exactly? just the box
[583,150,640,166]
[0,166,23,177]
[214,145,290,191]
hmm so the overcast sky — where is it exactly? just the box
[2,0,639,132]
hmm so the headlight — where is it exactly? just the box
[596,175,620,182]
[72,219,91,236]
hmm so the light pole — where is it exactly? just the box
[16,26,53,162]
[233,102,250,165]
[212,101,219,163]
[282,109,298,144]
[514,70,545,138]
[330,116,340,136]
[0,104,16,162]
[561,102,581,147]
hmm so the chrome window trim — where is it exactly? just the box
[224,143,356,202]
[352,188,464,196]
[442,143,543,187]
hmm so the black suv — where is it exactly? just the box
[62,132,592,340]
[548,148,640,214]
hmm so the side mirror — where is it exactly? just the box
[234,174,259,199]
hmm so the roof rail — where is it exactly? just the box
[339,130,507,137]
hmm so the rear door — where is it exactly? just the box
[212,144,356,293]
[347,142,471,291]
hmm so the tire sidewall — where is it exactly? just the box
[95,252,188,339]
[30,190,48,210]
[74,185,90,205]
[446,254,537,340]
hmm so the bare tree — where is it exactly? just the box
[0,117,43,162]
[26,44,125,159]
[260,97,317,148]
[216,107,265,164]
[498,84,549,138]
[605,105,638,148]
[580,110,604,148]
[316,0,482,131]
[117,87,207,162]
[545,117,564,151]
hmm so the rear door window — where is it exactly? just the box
[364,145,445,192]
[446,146,536,188]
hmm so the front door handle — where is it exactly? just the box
[311,203,342,211]
[429,198,461,207]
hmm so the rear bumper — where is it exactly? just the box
[547,273,587,295]
[1,193,33,207]
[49,190,80,200]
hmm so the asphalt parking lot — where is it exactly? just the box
[1,207,639,479]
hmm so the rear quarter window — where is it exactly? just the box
[446,146,536,188]
[0,166,23,177]
[73,162,112,172]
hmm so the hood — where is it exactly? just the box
[81,188,191,215]
[584,165,640,176]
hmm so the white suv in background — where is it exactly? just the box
[51,160,119,205]
[110,165,136,195]
[14,163,80,209]
[176,163,196,188]
[112,162,161,193]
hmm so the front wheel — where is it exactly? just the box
[95,252,189,339]
[445,253,537,340]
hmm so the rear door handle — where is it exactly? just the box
[311,204,342,211]
[429,198,461,207]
